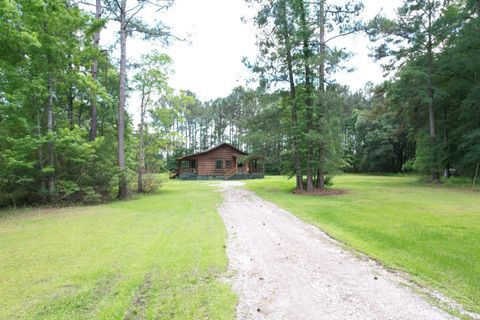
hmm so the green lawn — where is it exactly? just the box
[0,181,236,319]
[246,175,480,313]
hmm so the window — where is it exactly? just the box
[215,160,223,169]
[225,160,232,169]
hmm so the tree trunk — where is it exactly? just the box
[300,0,314,191]
[427,8,439,182]
[90,0,101,140]
[427,81,438,181]
[317,167,325,189]
[118,0,128,199]
[316,0,326,189]
[137,87,146,193]
[280,0,303,190]
[77,104,83,126]
[65,0,75,131]
[47,76,55,201]
[67,88,74,129]
[443,107,450,178]
[37,110,47,203]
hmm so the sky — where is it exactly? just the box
[102,0,402,115]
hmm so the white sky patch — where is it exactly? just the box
[100,0,402,122]
[334,0,399,90]
[161,0,259,101]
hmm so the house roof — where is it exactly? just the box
[177,143,248,161]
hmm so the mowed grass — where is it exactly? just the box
[246,175,480,313]
[0,181,236,319]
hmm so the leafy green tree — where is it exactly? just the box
[87,0,103,140]
[1,0,120,207]
[369,0,450,181]
[313,0,364,188]
[434,0,480,177]
[246,0,364,190]
[354,84,415,172]
[132,51,172,192]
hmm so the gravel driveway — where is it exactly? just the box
[217,181,455,320]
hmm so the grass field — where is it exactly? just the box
[0,181,236,319]
[246,175,480,313]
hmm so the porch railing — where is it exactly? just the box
[224,168,237,180]
[179,168,197,174]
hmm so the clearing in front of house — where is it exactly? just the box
[0,181,236,319]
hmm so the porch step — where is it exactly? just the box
[224,168,237,180]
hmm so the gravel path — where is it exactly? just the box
[217,182,455,320]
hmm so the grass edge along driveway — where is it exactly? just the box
[246,175,480,315]
[0,181,236,320]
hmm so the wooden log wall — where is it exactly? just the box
[193,145,245,176]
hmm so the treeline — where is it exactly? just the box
[366,0,480,181]
[349,0,480,179]
[1,0,479,206]
[170,0,480,189]
[242,0,480,190]
[0,0,174,207]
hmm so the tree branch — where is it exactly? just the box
[112,0,121,10]
[77,0,96,7]
[325,29,358,43]
[125,3,146,25]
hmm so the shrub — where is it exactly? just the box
[57,180,79,200]
[402,159,416,173]
[82,187,102,205]
[324,175,334,187]
[140,174,162,193]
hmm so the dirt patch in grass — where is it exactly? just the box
[29,274,120,319]
[292,188,348,196]
[123,272,153,320]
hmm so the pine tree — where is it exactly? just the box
[103,0,175,198]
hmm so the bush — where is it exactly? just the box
[57,180,79,200]
[402,159,416,173]
[140,174,162,193]
[82,187,102,205]
[324,175,334,187]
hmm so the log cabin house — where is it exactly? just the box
[170,143,265,180]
